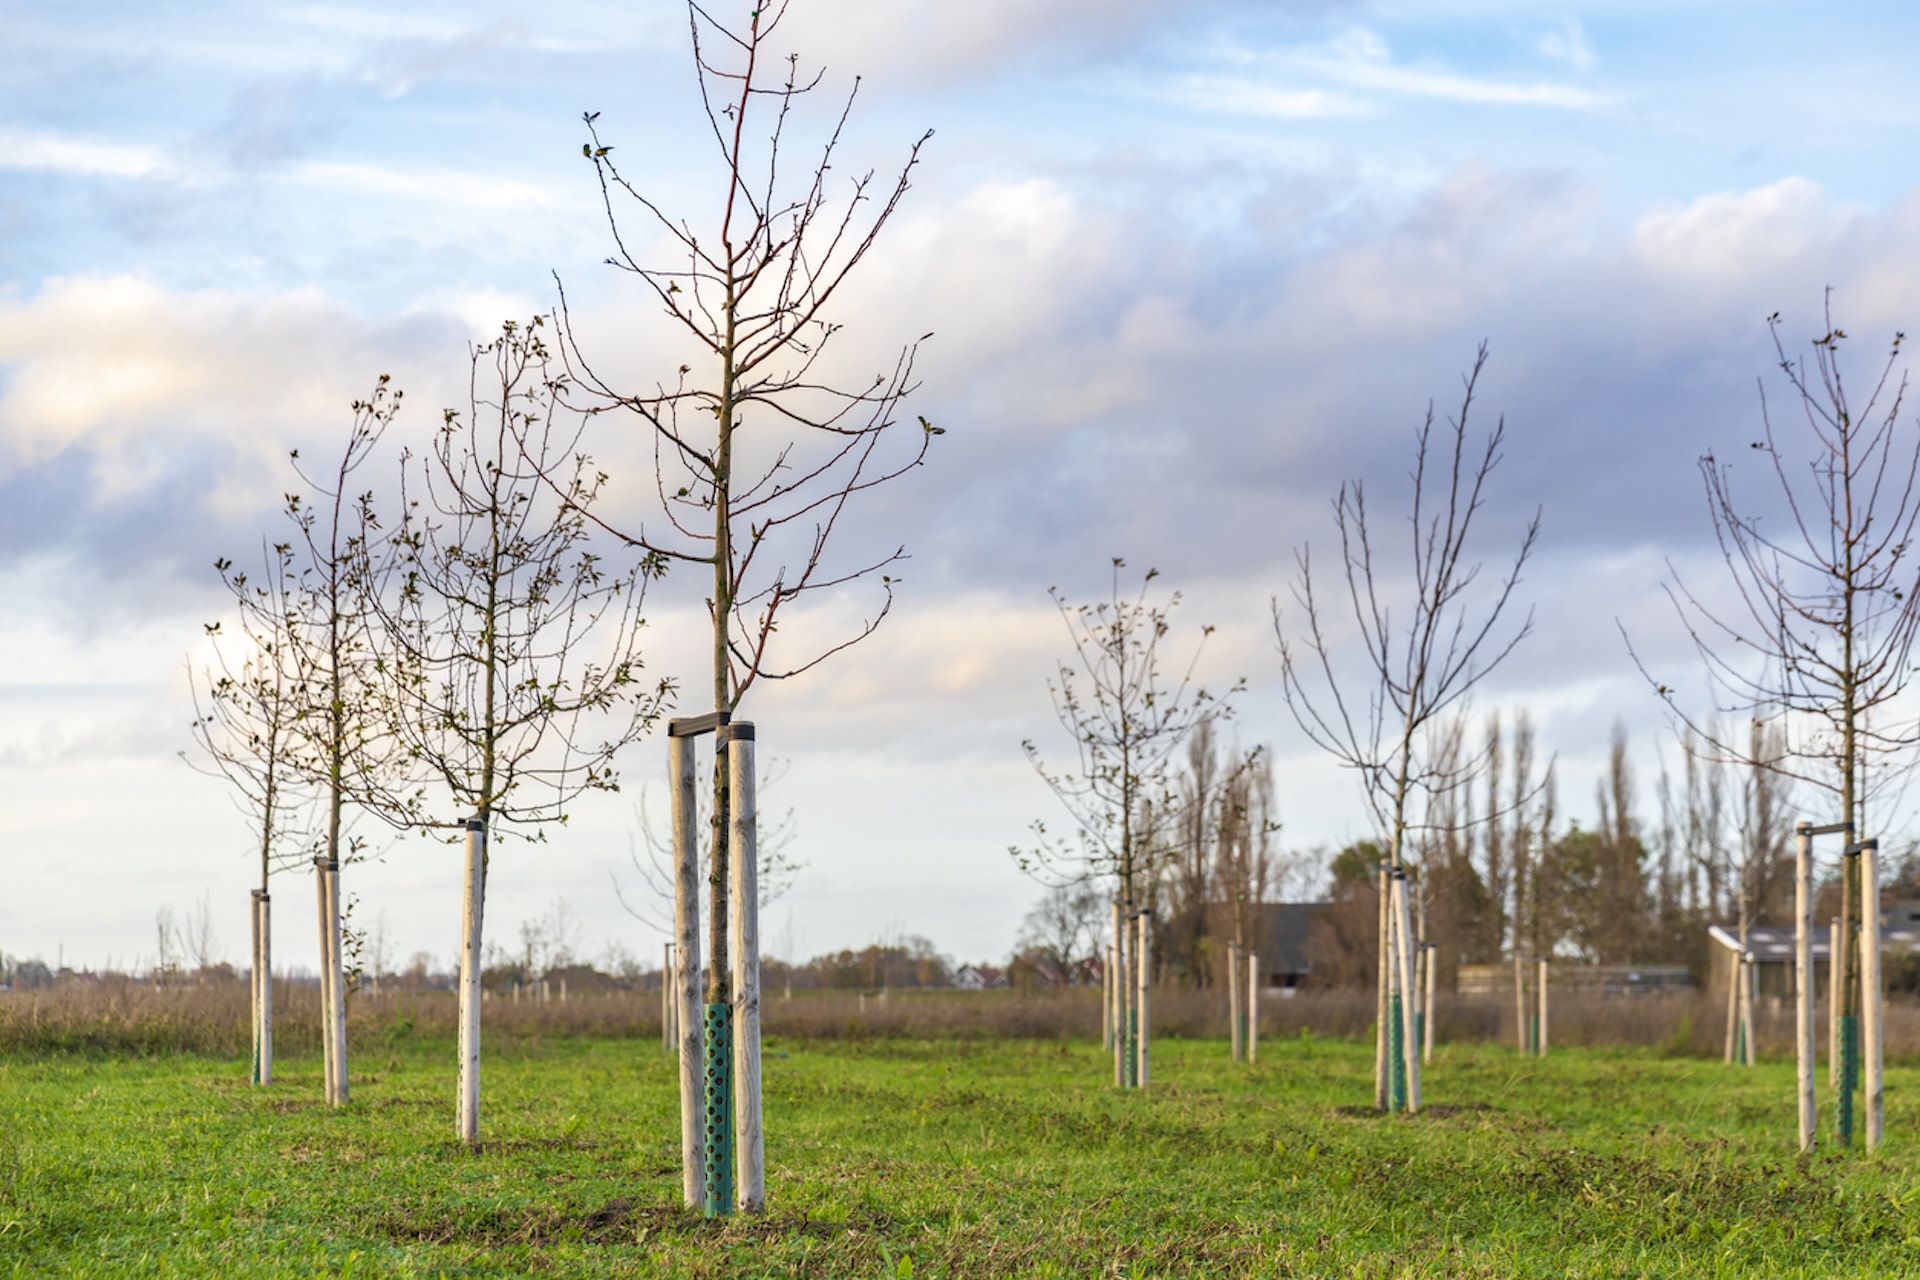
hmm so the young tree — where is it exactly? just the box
[188,545,313,1084]
[555,1,938,1159]
[1017,559,1239,1087]
[215,378,412,1106]
[1647,297,1920,1143]
[387,318,671,1142]
[1275,345,1539,1111]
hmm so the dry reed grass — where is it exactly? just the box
[9,977,1920,1061]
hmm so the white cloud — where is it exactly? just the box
[0,128,175,180]
[0,274,468,503]
[1538,19,1596,71]
[1632,177,1845,280]
[287,158,558,209]
[1152,74,1370,120]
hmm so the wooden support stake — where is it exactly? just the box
[457,817,485,1144]
[1227,940,1243,1062]
[1515,952,1528,1056]
[1795,823,1816,1153]
[1135,910,1151,1090]
[314,858,334,1103]
[1423,943,1436,1064]
[257,891,272,1086]
[1246,949,1258,1065]
[727,724,764,1212]
[1374,861,1391,1110]
[1536,957,1549,1058]
[1861,839,1883,1152]
[663,942,676,1053]
[1741,954,1757,1068]
[1101,939,1113,1054]
[1112,899,1127,1089]
[671,732,705,1209]
[1392,873,1420,1112]
[1829,918,1842,1092]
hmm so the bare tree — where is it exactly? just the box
[1018,559,1239,1086]
[188,541,315,1081]
[554,0,938,1045]
[1275,345,1539,1111]
[217,378,412,1106]
[386,319,670,1143]
[1015,881,1107,984]
[1642,297,1920,1142]
[1017,561,1236,907]
[390,319,669,834]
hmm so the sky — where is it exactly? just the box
[5,1,1920,976]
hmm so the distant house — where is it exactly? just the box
[952,964,1007,990]
[1457,963,1692,996]
[1250,902,1326,995]
[1710,901,1920,999]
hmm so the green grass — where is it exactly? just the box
[2,1026,1918,1277]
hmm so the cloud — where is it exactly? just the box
[1632,177,1846,281]
[1538,20,1596,71]
[0,129,175,180]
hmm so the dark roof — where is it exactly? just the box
[1253,902,1325,976]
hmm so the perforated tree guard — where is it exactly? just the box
[1840,1014,1859,1147]
[703,1002,734,1215]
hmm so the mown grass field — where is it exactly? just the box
[2,1023,1918,1277]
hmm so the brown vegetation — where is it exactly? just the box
[11,976,1920,1063]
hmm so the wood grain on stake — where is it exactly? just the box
[1246,949,1258,1065]
[1135,911,1151,1089]
[1392,873,1420,1112]
[258,893,272,1085]
[727,724,763,1212]
[1862,839,1883,1151]
[457,818,484,1143]
[670,731,704,1209]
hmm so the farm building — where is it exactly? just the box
[1456,963,1693,996]
[1705,901,1920,999]
[1251,902,1324,995]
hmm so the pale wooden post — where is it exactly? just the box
[1829,917,1842,1088]
[1515,952,1528,1055]
[1227,939,1243,1062]
[670,727,705,1209]
[1101,940,1113,1053]
[314,857,334,1102]
[250,890,263,1084]
[1134,909,1151,1089]
[1861,838,1883,1152]
[1795,822,1816,1152]
[727,723,764,1212]
[1423,942,1437,1064]
[1392,872,1420,1112]
[1112,899,1127,1089]
[258,891,272,1086]
[1245,949,1258,1064]
[1374,861,1391,1109]
[457,817,485,1143]
[1741,954,1757,1068]
[663,942,676,1053]
[327,858,347,1104]
[1536,957,1549,1057]
[1728,948,1743,1066]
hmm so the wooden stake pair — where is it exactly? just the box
[1794,823,1883,1153]
[1227,942,1260,1064]
[669,718,763,1214]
